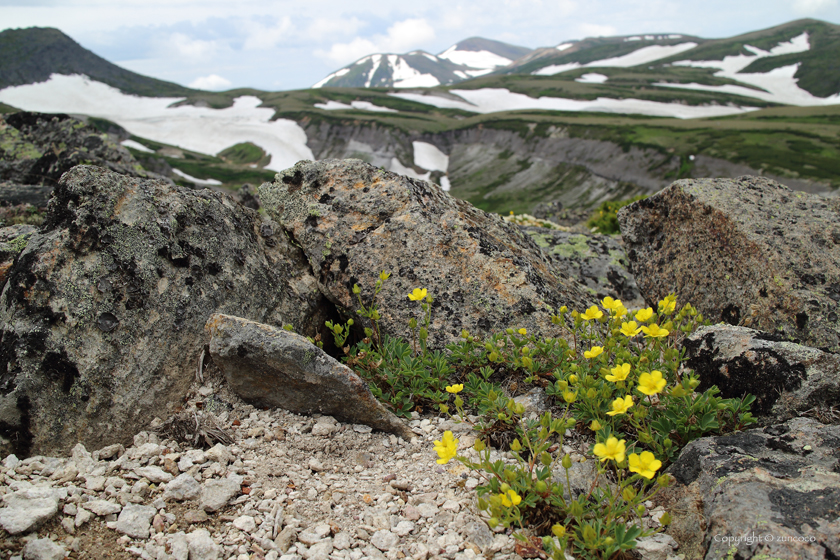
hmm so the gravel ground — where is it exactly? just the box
[0,365,676,560]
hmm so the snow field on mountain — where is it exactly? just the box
[391,88,757,118]
[576,73,609,84]
[388,55,441,88]
[171,168,223,185]
[314,100,398,112]
[0,74,313,171]
[412,141,449,172]
[533,42,698,76]
[657,32,840,106]
[438,46,512,70]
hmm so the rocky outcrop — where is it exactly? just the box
[206,314,412,439]
[665,417,840,560]
[618,176,840,352]
[0,224,36,285]
[520,226,644,308]
[0,165,329,458]
[685,324,840,424]
[0,112,161,204]
[259,159,595,349]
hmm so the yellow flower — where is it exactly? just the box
[563,390,577,403]
[628,451,662,479]
[601,297,623,312]
[635,308,654,322]
[620,321,642,337]
[433,431,459,464]
[517,328,527,336]
[658,295,677,314]
[606,363,631,383]
[615,305,628,318]
[641,324,670,338]
[589,420,603,431]
[581,306,604,321]
[568,374,578,385]
[500,489,521,507]
[637,371,667,396]
[408,288,428,301]
[593,436,626,463]
[379,271,391,281]
[606,395,634,416]
[551,524,566,538]
[445,384,464,394]
[584,346,603,359]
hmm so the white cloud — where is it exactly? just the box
[188,74,232,90]
[169,32,219,58]
[316,17,436,65]
[306,16,364,40]
[793,0,837,12]
[242,16,292,50]
[577,23,619,38]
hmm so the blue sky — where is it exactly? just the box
[1,0,839,91]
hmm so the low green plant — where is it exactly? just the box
[585,195,646,234]
[325,277,756,559]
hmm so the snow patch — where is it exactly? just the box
[555,43,574,51]
[312,67,350,88]
[389,55,440,88]
[0,74,313,171]
[171,168,222,186]
[586,42,698,68]
[439,46,512,69]
[366,54,383,88]
[412,141,448,172]
[576,73,608,84]
[390,87,757,119]
[314,100,397,113]
[439,176,451,191]
[661,33,837,105]
[533,63,581,76]
[389,158,431,182]
[121,139,154,153]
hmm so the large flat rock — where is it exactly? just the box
[665,417,840,560]
[0,165,328,458]
[206,313,412,439]
[259,159,594,348]
[619,176,840,352]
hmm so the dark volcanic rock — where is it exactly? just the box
[520,226,644,308]
[618,176,840,352]
[259,159,595,349]
[0,165,328,458]
[206,314,412,439]
[666,417,840,560]
[685,324,840,424]
[0,112,160,194]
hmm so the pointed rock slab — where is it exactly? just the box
[258,159,594,349]
[206,313,412,439]
[618,176,840,352]
[0,165,328,458]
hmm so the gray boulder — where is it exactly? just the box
[520,226,644,308]
[618,176,840,352]
[259,159,594,349]
[200,473,243,512]
[0,487,61,534]
[666,417,840,560]
[685,324,840,423]
[0,165,329,458]
[206,313,413,439]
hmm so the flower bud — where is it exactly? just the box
[409,318,417,329]
[535,480,547,493]
[419,327,428,340]
[657,474,671,488]
[586,388,597,400]
[622,487,636,502]
[636,505,646,516]
[488,517,499,529]
[353,284,361,294]
[454,396,463,408]
[461,329,470,339]
[551,524,566,538]
[561,455,572,469]
[510,439,522,452]
[540,452,552,467]
[556,380,568,391]
[474,439,486,452]
[568,374,578,384]
[439,404,449,414]
[364,327,373,337]
[659,512,672,526]
[569,501,584,518]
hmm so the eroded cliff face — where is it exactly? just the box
[299,120,834,212]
